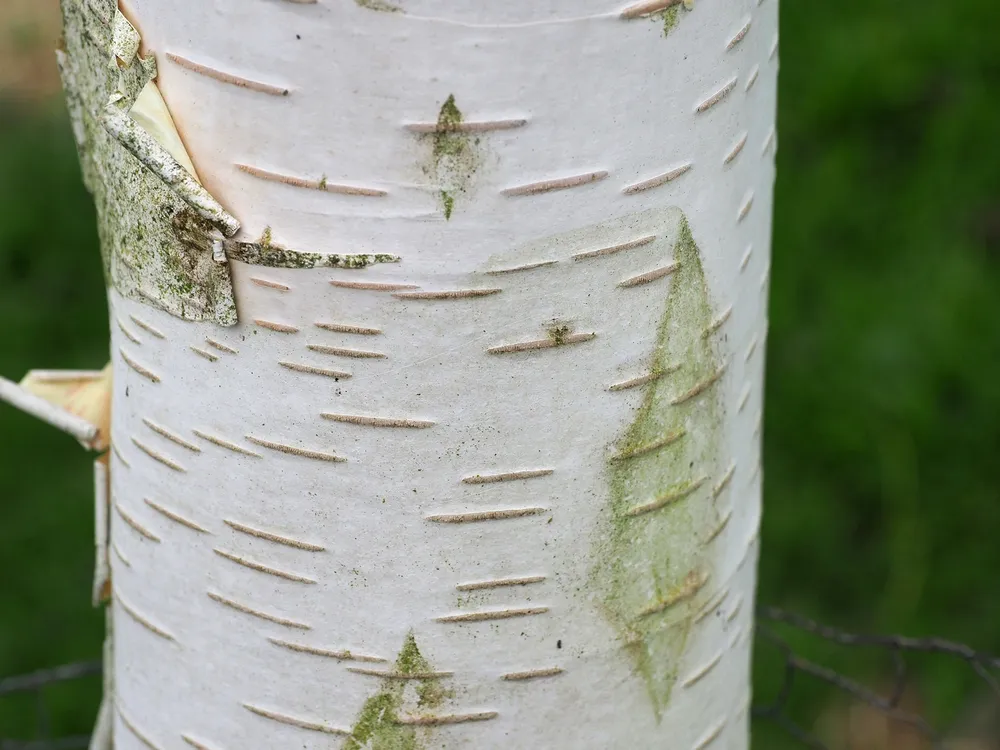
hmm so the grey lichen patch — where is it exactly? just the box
[356,0,402,11]
[344,632,446,749]
[110,10,140,67]
[57,0,239,326]
[419,95,482,219]
[591,217,725,717]
[227,231,400,269]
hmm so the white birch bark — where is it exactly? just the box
[53,0,777,747]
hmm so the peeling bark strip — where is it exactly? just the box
[228,240,399,269]
[58,1,239,325]
[103,105,239,236]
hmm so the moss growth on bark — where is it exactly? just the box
[591,218,727,716]
[420,95,481,219]
[344,632,451,749]
[355,0,402,12]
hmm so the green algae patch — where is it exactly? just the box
[419,95,483,219]
[656,6,681,36]
[546,323,577,346]
[356,0,402,12]
[649,1,694,38]
[472,206,730,717]
[344,632,450,750]
[591,217,728,717]
[346,692,413,750]
[440,191,455,220]
[395,632,429,676]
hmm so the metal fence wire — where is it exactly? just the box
[0,661,101,750]
[3,607,1000,749]
[755,607,1000,750]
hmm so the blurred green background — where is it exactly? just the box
[1,0,999,747]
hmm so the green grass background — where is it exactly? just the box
[1,0,999,746]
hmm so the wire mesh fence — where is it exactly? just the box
[0,661,100,750]
[3,607,1000,749]
[755,607,1000,750]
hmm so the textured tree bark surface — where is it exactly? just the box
[56,0,777,747]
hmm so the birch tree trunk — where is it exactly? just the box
[53,0,776,747]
